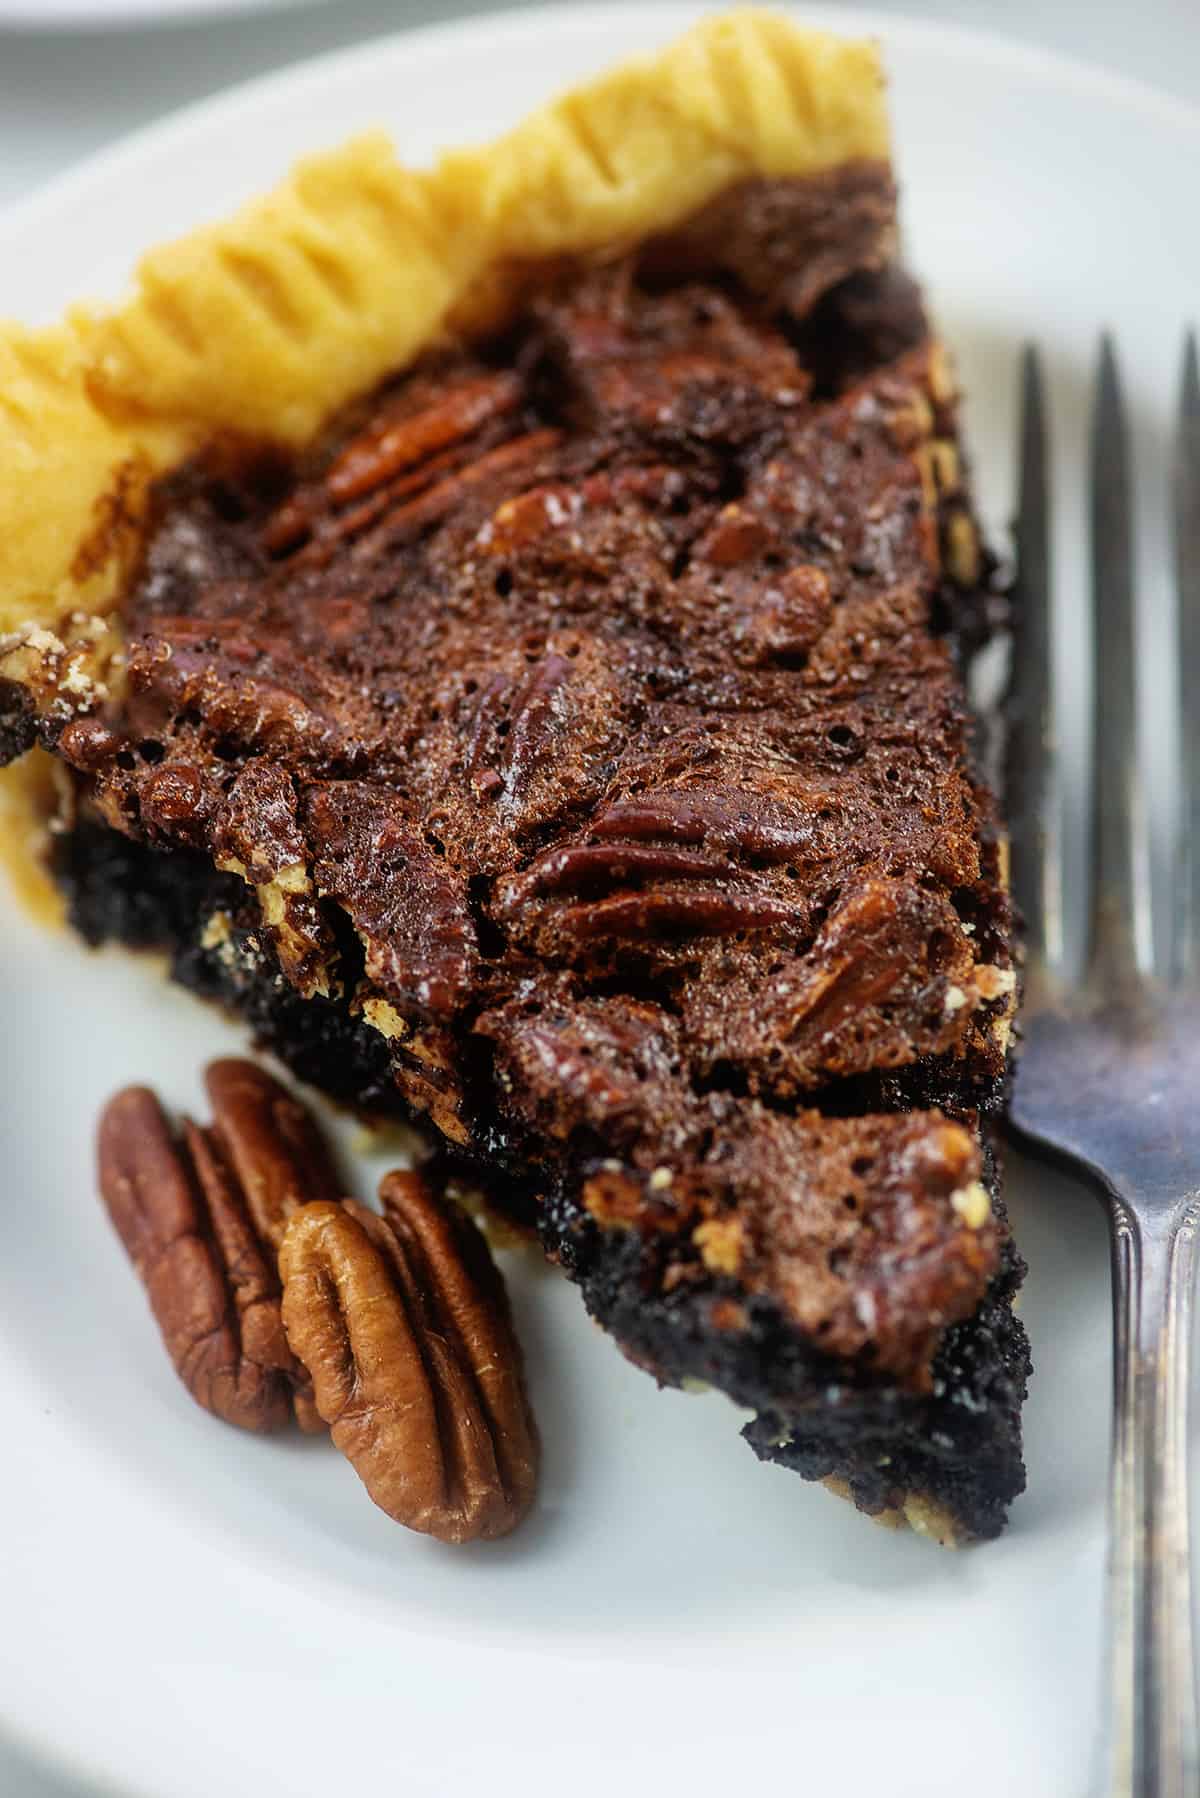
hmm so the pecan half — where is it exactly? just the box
[260,370,526,559]
[301,783,478,1020]
[350,430,561,561]
[560,887,794,940]
[327,371,525,504]
[205,1058,342,1252]
[499,840,736,911]
[97,1086,296,1433]
[279,1174,539,1542]
[590,789,820,862]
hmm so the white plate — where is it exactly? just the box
[2,8,1197,1795]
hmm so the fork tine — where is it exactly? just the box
[1009,344,1063,978]
[1086,335,1151,988]
[1175,331,1200,980]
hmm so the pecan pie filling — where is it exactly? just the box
[44,178,1029,1541]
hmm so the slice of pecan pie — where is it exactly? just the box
[0,12,1029,1543]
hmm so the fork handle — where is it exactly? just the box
[1102,1194,1200,1797]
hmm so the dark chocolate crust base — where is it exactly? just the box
[54,817,1030,1540]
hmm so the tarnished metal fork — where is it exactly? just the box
[1009,335,1200,1797]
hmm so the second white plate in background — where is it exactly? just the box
[0,0,319,28]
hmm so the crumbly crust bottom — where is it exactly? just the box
[821,1477,963,1547]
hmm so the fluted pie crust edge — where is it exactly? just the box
[0,10,887,655]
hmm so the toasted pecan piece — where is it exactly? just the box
[205,1057,342,1252]
[98,1062,345,1431]
[279,1174,538,1542]
[97,1086,297,1433]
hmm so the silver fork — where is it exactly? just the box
[1009,334,1200,1797]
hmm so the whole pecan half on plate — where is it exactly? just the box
[204,1057,342,1252]
[279,1174,539,1543]
[97,1060,344,1432]
[97,1085,299,1433]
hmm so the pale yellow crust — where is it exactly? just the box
[821,1475,965,1548]
[0,747,64,926]
[0,10,887,662]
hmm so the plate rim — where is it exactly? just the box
[0,6,1193,1794]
